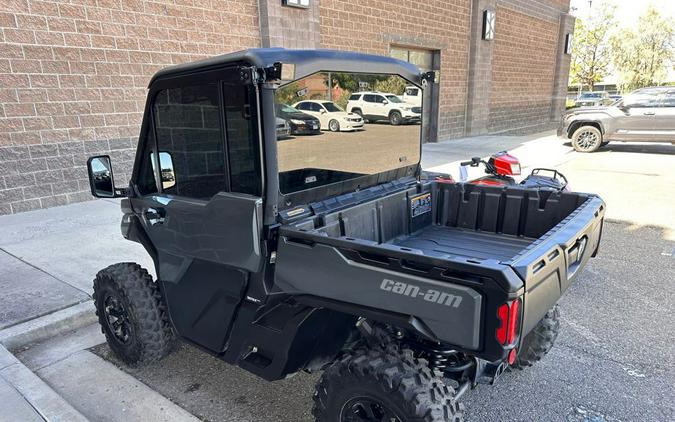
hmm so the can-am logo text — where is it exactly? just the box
[380,279,462,308]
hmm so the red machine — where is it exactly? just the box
[461,151,569,191]
[461,151,521,186]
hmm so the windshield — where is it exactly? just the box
[322,102,342,112]
[275,72,421,194]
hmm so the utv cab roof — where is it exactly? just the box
[148,48,424,87]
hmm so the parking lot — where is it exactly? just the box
[278,123,421,174]
[3,131,674,422]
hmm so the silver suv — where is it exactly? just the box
[559,86,675,152]
[346,91,421,125]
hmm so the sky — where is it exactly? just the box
[570,0,675,25]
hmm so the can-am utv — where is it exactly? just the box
[86,48,605,421]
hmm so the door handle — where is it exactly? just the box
[144,207,166,225]
[643,111,656,115]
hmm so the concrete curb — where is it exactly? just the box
[0,345,88,421]
[0,301,97,351]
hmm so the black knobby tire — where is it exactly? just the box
[571,125,602,152]
[511,305,560,370]
[329,119,340,132]
[313,347,463,422]
[389,111,402,126]
[93,263,174,366]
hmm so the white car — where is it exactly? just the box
[346,91,421,125]
[292,100,364,132]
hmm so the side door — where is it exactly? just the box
[311,102,330,129]
[372,94,388,119]
[654,89,675,142]
[131,69,264,353]
[361,94,377,118]
[612,90,661,141]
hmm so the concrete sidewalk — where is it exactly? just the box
[0,199,154,420]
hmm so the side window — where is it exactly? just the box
[136,127,158,195]
[153,84,227,200]
[310,102,323,112]
[376,95,386,103]
[364,94,376,103]
[295,102,307,110]
[224,84,261,196]
[623,92,659,108]
[349,94,360,101]
[661,91,675,107]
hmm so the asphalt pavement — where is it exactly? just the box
[83,220,673,422]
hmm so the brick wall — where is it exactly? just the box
[0,0,259,215]
[0,0,572,214]
[319,0,472,139]
[488,2,565,133]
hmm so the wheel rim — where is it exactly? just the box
[576,130,599,150]
[103,294,132,344]
[330,120,339,131]
[340,397,402,422]
[391,113,400,124]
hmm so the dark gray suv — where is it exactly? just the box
[559,86,675,152]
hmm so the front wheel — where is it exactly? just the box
[571,125,602,152]
[93,263,174,366]
[389,111,402,126]
[313,347,463,422]
[511,305,560,370]
[329,119,340,132]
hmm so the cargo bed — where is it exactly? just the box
[389,226,535,262]
[274,181,605,357]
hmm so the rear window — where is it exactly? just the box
[274,72,421,195]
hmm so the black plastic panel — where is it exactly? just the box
[162,259,247,353]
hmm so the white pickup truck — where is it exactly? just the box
[403,85,422,106]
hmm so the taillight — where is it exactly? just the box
[496,304,509,344]
[506,299,520,344]
[496,299,521,346]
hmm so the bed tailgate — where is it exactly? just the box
[508,195,605,335]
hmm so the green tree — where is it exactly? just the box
[611,5,674,91]
[570,2,617,90]
[373,76,406,95]
[276,82,303,105]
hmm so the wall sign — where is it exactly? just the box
[482,9,495,40]
[283,0,310,8]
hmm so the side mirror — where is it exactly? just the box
[87,155,124,198]
[382,100,389,104]
[158,151,176,189]
[320,109,326,114]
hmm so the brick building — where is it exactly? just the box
[0,0,574,214]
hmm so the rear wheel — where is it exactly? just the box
[389,111,402,126]
[93,263,174,366]
[329,119,340,132]
[313,347,463,422]
[571,125,602,152]
[511,305,560,370]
